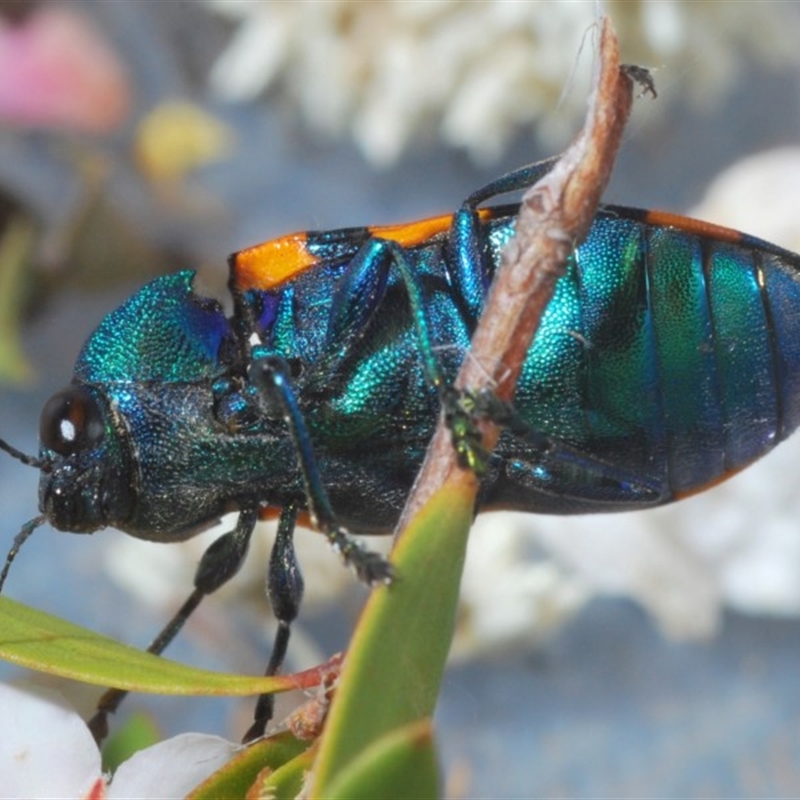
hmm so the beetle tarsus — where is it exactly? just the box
[329,530,393,585]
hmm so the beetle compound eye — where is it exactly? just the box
[39,387,105,456]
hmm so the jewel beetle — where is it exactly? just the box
[3,155,800,742]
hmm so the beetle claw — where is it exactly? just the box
[355,550,394,586]
[329,531,394,586]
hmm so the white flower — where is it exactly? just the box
[203,0,800,165]
[0,682,239,799]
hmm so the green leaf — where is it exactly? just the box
[0,596,297,696]
[256,742,318,799]
[187,732,311,800]
[101,712,161,773]
[323,719,439,800]
[310,481,473,795]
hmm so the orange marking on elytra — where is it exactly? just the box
[233,232,316,291]
[368,207,495,247]
[644,210,744,245]
[233,208,497,291]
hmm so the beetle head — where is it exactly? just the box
[37,383,136,533]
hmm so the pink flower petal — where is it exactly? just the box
[0,7,130,133]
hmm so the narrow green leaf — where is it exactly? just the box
[187,732,311,800]
[323,719,439,800]
[0,596,296,696]
[310,480,472,794]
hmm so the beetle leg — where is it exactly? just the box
[250,353,393,586]
[445,157,562,329]
[502,445,664,507]
[464,156,559,209]
[244,502,303,742]
[324,236,562,478]
[445,207,491,329]
[448,387,665,504]
[87,506,259,744]
[318,237,446,395]
[438,158,578,466]
[320,238,391,367]
[498,408,665,506]
[316,236,496,473]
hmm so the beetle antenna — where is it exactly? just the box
[0,515,46,594]
[0,437,47,471]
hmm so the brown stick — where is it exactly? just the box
[397,18,639,532]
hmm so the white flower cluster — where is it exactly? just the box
[204,0,798,165]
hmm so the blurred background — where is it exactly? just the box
[2,1,800,795]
